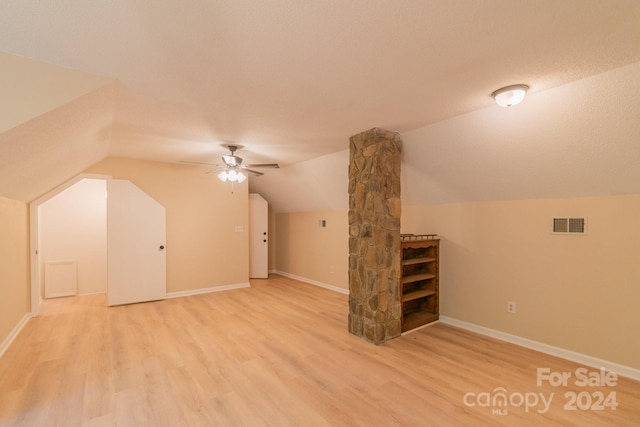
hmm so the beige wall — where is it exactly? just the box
[40,178,107,296]
[275,210,348,290]
[402,194,640,369]
[274,194,640,369]
[0,196,30,346]
[85,157,249,292]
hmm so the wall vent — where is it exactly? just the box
[552,217,586,234]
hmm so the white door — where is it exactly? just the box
[107,179,166,306]
[249,193,268,278]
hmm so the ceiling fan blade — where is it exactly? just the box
[180,160,219,166]
[244,169,264,176]
[244,163,280,168]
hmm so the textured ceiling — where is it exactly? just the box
[1,1,640,209]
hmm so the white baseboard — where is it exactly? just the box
[166,282,251,299]
[272,270,349,295]
[77,291,107,296]
[440,316,640,382]
[0,313,32,359]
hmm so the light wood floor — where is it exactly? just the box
[1,275,638,426]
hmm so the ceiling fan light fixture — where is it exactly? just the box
[492,84,529,107]
[217,168,246,183]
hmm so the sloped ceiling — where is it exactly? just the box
[400,62,640,205]
[0,52,112,134]
[1,1,640,209]
[0,83,117,201]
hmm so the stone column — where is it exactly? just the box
[348,128,402,344]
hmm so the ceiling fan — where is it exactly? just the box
[181,145,279,182]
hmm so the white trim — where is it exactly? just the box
[440,316,640,382]
[273,270,349,295]
[0,314,32,358]
[165,282,250,299]
[401,319,440,335]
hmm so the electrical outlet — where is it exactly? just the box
[507,301,516,314]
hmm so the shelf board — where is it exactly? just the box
[401,273,436,284]
[402,289,436,302]
[402,257,436,266]
[402,311,438,332]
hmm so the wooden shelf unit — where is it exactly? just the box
[400,235,439,332]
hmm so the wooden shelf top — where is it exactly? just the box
[400,234,438,242]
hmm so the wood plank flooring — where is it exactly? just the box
[1,274,638,426]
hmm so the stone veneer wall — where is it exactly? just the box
[348,128,402,344]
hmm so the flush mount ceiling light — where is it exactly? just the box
[492,84,529,107]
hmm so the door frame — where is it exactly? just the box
[249,193,269,278]
[29,173,111,316]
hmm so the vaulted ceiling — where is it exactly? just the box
[1,1,639,210]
